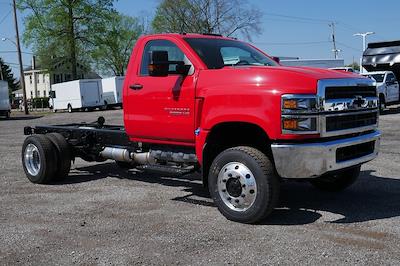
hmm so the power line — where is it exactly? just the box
[0,9,11,25]
[264,12,331,23]
[0,50,34,54]
[254,41,330,46]
[336,41,361,52]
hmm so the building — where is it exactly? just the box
[23,56,101,99]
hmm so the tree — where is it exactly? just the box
[346,62,360,71]
[0,57,19,101]
[152,0,262,40]
[91,12,143,76]
[18,0,115,80]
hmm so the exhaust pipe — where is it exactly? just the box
[100,147,196,165]
[100,147,155,165]
[100,147,131,162]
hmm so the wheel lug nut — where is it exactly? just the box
[222,179,227,183]
[228,173,232,177]
[235,165,239,169]
[227,197,231,201]
[246,174,251,179]
[242,184,246,188]
[241,194,245,198]
[249,189,255,194]
[235,199,239,203]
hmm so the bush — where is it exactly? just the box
[31,97,50,108]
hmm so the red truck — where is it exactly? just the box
[22,33,380,223]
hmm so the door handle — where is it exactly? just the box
[129,84,143,90]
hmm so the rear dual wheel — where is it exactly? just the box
[22,133,72,184]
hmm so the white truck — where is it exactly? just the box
[361,71,400,111]
[51,79,104,113]
[0,80,11,118]
[101,76,124,108]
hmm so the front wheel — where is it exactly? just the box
[208,146,280,223]
[309,166,361,192]
[67,104,72,113]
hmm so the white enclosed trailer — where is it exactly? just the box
[0,80,11,118]
[101,76,124,108]
[51,79,103,113]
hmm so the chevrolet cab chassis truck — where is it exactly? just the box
[22,34,380,223]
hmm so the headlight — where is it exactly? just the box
[281,95,317,113]
[281,94,319,134]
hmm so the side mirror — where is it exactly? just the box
[272,56,280,63]
[148,50,169,77]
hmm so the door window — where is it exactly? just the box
[386,73,396,83]
[140,40,189,76]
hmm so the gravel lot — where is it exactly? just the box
[1,107,400,265]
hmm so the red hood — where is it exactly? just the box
[254,65,363,80]
[197,66,368,96]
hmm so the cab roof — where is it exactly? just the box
[141,32,236,40]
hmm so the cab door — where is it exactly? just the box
[385,73,398,102]
[125,39,196,144]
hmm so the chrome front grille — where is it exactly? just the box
[317,78,379,137]
[325,112,378,132]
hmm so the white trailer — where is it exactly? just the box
[101,76,124,108]
[51,79,104,113]
[0,80,11,118]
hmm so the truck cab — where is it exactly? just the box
[361,71,400,110]
[22,33,381,223]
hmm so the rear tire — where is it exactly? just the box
[46,133,72,180]
[208,146,280,223]
[309,166,361,192]
[379,95,386,114]
[22,135,58,184]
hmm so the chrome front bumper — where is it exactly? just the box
[271,131,381,179]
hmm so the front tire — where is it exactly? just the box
[309,166,361,192]
[208,146,280,223]
[22,135,58,184]
[67,104,72,113]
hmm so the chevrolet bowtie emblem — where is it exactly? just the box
[353,95,366,108]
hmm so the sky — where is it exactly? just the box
[1,0,400,78]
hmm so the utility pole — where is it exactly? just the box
[354,32,375,74]
[329,22,340,59]
[12,0,29,114]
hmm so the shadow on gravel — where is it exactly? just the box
[53,163,400,225]
[263,170,400,225]
[53,162,213,206]
[0,115,43,121]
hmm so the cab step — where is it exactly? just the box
[136,164,195,176]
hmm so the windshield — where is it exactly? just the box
[368,74,385,83]
[184,38,278,69]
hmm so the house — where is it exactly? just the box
[23,56,101,99]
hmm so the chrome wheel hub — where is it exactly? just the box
[217,162,257,212]
[24,144,41,176]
